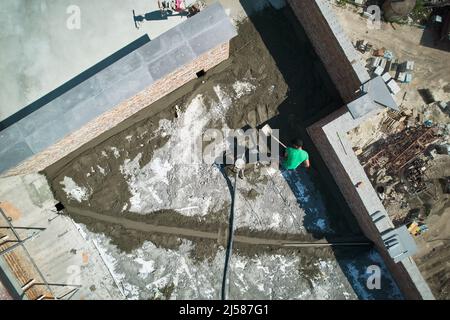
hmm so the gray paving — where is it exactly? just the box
[0,2,237,174]
[348,76,399,119]
[347,93,381,119]
[362,75,399,110]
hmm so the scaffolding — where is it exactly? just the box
[0,208,81,300]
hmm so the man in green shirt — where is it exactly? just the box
[282,138,310,170]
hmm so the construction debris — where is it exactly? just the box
[407,221,429,236]
[358,42,416,98]
[361,126,439,175]
[403,158,435,196]
[336,2,450,300]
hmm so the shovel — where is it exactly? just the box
[261,124,287,148]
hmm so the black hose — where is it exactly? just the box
[216,163,238,300]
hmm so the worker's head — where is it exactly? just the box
[292,138,303,149]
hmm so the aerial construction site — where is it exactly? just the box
[0,0,448,301]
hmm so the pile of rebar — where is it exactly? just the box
[361,126,439,175]
[404,158,428,194]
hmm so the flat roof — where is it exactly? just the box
[348,76,399,119]
[362,76,399,110]
[0,2,237,174]
[0,0,191,123]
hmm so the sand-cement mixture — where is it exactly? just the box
[45,7,403,300]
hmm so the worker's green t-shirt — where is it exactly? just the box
[283,147,308,170]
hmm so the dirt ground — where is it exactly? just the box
[414,207,450,300]
[335,3,450,299]
[334,4,450,113]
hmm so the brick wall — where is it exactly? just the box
[288,0,363,103]
[3,42,230,176]
[308,108,424,300]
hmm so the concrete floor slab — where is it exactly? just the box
[0,0,190,122]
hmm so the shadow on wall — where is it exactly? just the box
[0,35,151,132]
[238,0,404,299]
[419,8,450,52]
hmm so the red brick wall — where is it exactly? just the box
[4,42,230,176]
[288,0,362,103]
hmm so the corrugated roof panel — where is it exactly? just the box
[347,92,379,119]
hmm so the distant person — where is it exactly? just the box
[187,4,201,17]
[282,138,310,170]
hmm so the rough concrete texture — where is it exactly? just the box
[45,10,403,299]
[79,227,401,300]
[0,279,12,300]
[2,41,230,177]
[50,75,330,244]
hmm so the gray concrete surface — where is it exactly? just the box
[347,76,398,119]
[0,2,237,174]
[0,270,14,300]
[0,0,193,122]
[347,93,380,119]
